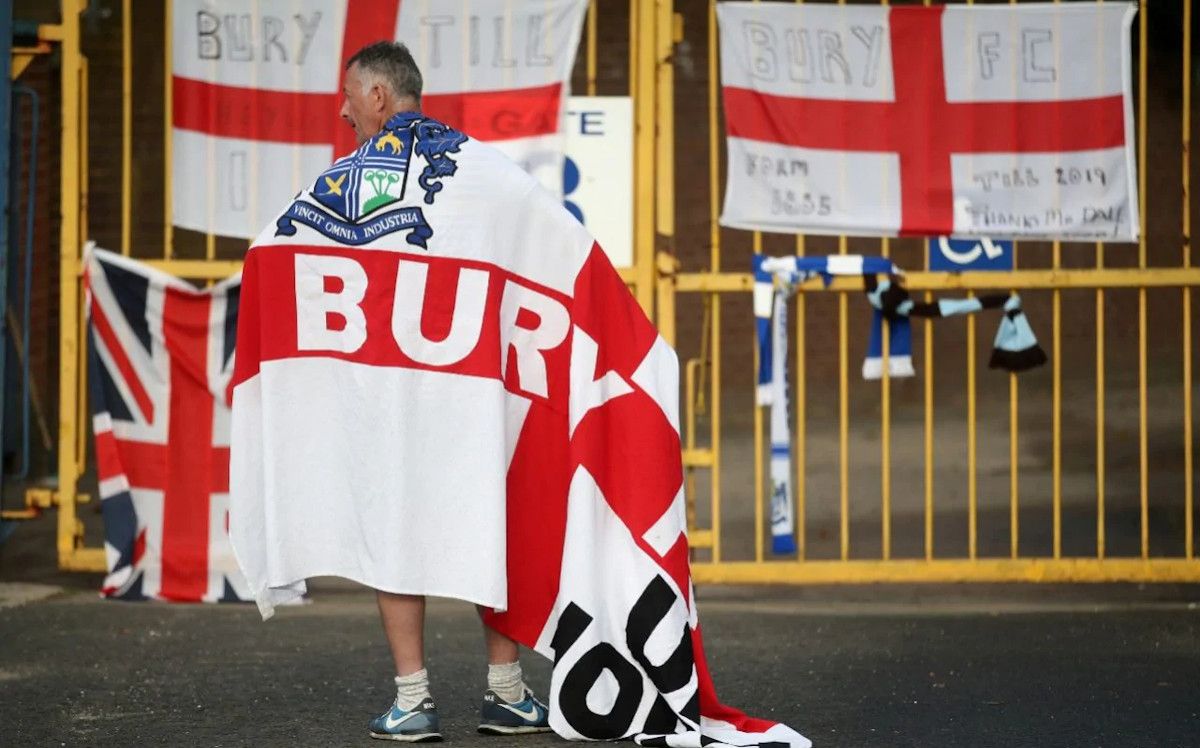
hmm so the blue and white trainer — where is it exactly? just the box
[478,687,551,735]
[369,696,442,742]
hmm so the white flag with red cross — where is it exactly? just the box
[172,0,587,240]
[717,2,1140,241]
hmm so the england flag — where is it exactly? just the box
[717,2,1140,241]
[172,0,587,239]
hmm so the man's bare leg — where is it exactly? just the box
[378,591,426,675]
[477,605,520,664]
[371,591,439,739]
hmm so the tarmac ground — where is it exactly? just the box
[2,511,1200,748]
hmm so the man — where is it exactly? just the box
[325,41,552,742]
[231,33,808,748]
[349,41,554,743]
[339,42,551,743]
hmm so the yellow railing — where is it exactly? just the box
[663,0,1200,584]
[41,0,668,571]
[31,0,1200,584]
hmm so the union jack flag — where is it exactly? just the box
[86,245,250,602]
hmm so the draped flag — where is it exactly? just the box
[86,245,250,603]
[229,112,809,747]
[172,0,587,239]
[753,254,898,554]
[718,2,1140,240]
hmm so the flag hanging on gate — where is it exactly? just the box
[717,2,1140,241]
[86,245,250,603]
[172,0,587,240]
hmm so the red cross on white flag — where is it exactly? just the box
[717,2,1140,241]
[172,0,587,240]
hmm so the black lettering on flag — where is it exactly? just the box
[641,693,683,736]
[626,576,695,693]
[559,642,643,739]
[550,602,593,662]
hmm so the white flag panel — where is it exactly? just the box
[717,2,1140,242]
[171,0,587,239]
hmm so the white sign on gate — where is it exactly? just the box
[563,97,634,268]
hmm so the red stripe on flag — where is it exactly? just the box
[94,430,125,485]
[174,78,566,146]
[106,438,230,495]
[111,439,165,491]
[722,5,1127,235]
[173,77,337,145]
[723,87,1126,154]
[423,84,563,141]
[211,447,231,494]
[335,0,403,156]
[91,302,155,424]
[889,8,954,233]
[158,288,217,602]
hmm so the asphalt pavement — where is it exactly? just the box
[2,516,1200,747]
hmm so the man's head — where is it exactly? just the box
[340,41,423,144]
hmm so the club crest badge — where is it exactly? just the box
[275,113,467,248]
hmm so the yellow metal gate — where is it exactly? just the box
[664,0,1200,584]
[33,0,669,571]
[20,0,1200,583]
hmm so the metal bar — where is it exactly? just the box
[924,0,935,567]
[753,228,763,561]
[1011,256,1019,559]
[690,558,1200,585]
[586,0,597,96]
[57,547,106,572]
[75,260,87,477]
[925,293,934,560]
[1007,0,1018,567]
[711,290,722,564]
[882,316,891,561]
[164,0,173,260]
[706,0,722,564]
[630,0,656,315]
[794,0,806,566]
[0,12,11,509]
[77,54,90,477]
[673,268,1200,293]
[122,0,131,255]
[1138,0,1150,559]
[684,359,698,535]
[754,338,764,563]
[750,0,763,563]
[795,240,806,560]
[968,304,977,560]
[79,54,88,258]
[1185,0,1195,560]
[839,286,849,561]
[655,0,674,242]
[141,260,243,278]
[880,233,891,562]
[1097,243,1106,559]
[1050,245,1061,561]
[57,0,84,566]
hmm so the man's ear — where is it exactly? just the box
[371,83,387,113]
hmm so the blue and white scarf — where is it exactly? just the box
[753,255,899,554]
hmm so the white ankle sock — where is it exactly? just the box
[487,661,526,703]
[394,668,432,711]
